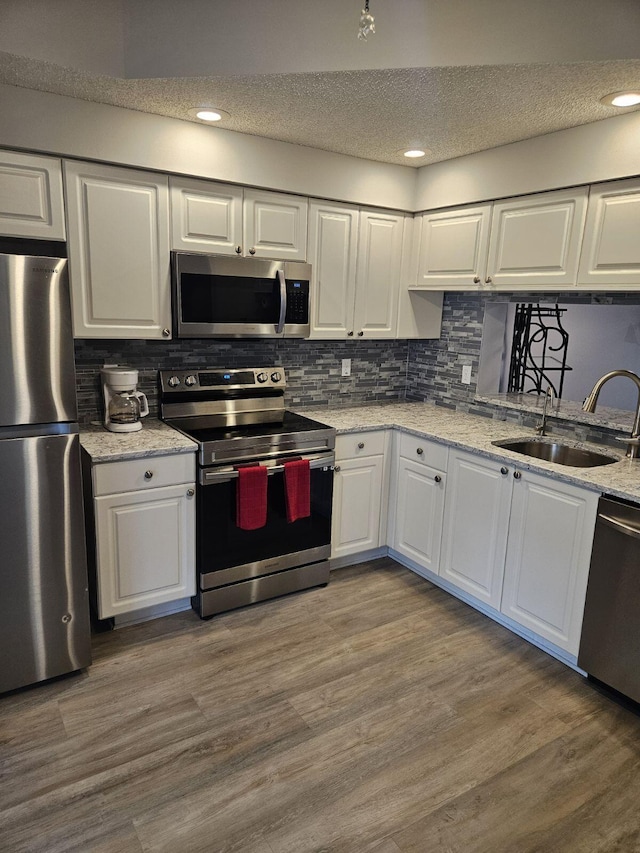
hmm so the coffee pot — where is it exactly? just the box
[101,366,149,433]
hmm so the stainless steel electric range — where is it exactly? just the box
[160,368,336,618]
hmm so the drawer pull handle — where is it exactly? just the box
[144,471,153,480]
[434,475,441,483]
[358,442,365,449]
[187,488,195,497]
[500,466,508,475]
[513,470,522,480]
[416,447,424,456]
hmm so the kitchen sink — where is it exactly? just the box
[492,438,619,468]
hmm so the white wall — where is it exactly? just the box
[0,0,125,77]
[0,84,415,210]
[415,109,640,210]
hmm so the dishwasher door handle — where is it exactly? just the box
[599,512,640,540]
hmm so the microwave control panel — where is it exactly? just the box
[285,279,309,324]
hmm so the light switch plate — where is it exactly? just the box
[462,365,472,384]
[341,358,352,377]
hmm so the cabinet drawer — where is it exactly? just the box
[93,453,195,496]
[399,433,448,471]
[336,430,386,459]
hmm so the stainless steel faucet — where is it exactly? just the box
[582,369,640,459]
[536,385,555,436]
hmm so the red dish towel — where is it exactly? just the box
[236,465,268,530]
[284,458,311,523]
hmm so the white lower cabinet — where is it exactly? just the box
[90,453,196,619]
[501,469,599,654]
[440,450,513,608]
[439,448,599,656]
[389,433,448,573]
[331,431,388,560]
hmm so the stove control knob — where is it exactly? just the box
[271,371,282,383]
[185,375,197,387]
[257,372,269,383]
[167,376,181,387]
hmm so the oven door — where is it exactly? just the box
[197,452,334,591]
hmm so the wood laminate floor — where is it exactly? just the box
[2,558,640,853]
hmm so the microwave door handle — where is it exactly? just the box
[276,269,287,334]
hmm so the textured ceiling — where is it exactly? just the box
[2,51,640,167]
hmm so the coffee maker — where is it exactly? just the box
[101,366,149,433]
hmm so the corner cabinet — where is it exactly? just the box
[87,452,196,620]
[388,433,448,574]
[0,151,66,239]
[440,450,513,608]
[414,187,589,291]
[64,161,172,339]
[308,202,404,339]
[331,431,389,561]
[170,177,308,261]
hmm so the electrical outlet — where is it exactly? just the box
[341,358,351,377]
[461,365,472,384]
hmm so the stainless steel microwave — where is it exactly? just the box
[172,252,311,338]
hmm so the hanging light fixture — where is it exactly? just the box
[358,0,376,40]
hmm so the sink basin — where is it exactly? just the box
[492,438,619,468]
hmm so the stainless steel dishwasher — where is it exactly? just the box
[578,495,640,704]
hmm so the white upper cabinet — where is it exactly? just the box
[487,188,588,289]
[353,210,404,338]
[243,189,308,261]
[0,151,66,240]
[308,203,405,339]
[308,200,359,339]
[415,204,491,289]
[578,177,640,289]
[415,188,588,291]
[170,179,308,260]
[169,178,243,254]
[64,161,172,339]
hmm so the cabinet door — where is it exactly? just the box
[169,177,243,255]
[308,200,358,339]
[0,151,65,239]
[391,457,445,572]
[331,454,384,559]
[95,483,195,618]
[415,204,491,289]
[64,162,171,339]
[501,472,599,655]
[353,210,404,338]
[440,450,512,608]
[486,188,588,289]
[243,189,308,261]
[578,177,640,289]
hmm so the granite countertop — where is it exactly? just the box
[80,419,197,463]
[296,402,640,504]
[80,404,640,504]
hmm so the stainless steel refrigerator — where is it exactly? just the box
[0,251,91,693]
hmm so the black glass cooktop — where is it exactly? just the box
[169,411,332,444]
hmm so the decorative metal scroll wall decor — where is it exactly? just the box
[507,303,572,398]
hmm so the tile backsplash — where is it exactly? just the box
[75,338,410,424]
[76,290,640,435]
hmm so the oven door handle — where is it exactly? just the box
[200,452,335,485]
[276,269,287,334]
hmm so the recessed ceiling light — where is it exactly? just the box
[188,107,230,122]
[401,149,429,159]
[600,91,640,108]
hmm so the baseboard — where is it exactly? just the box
[113,598,193,628]
[330,547,388,571]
